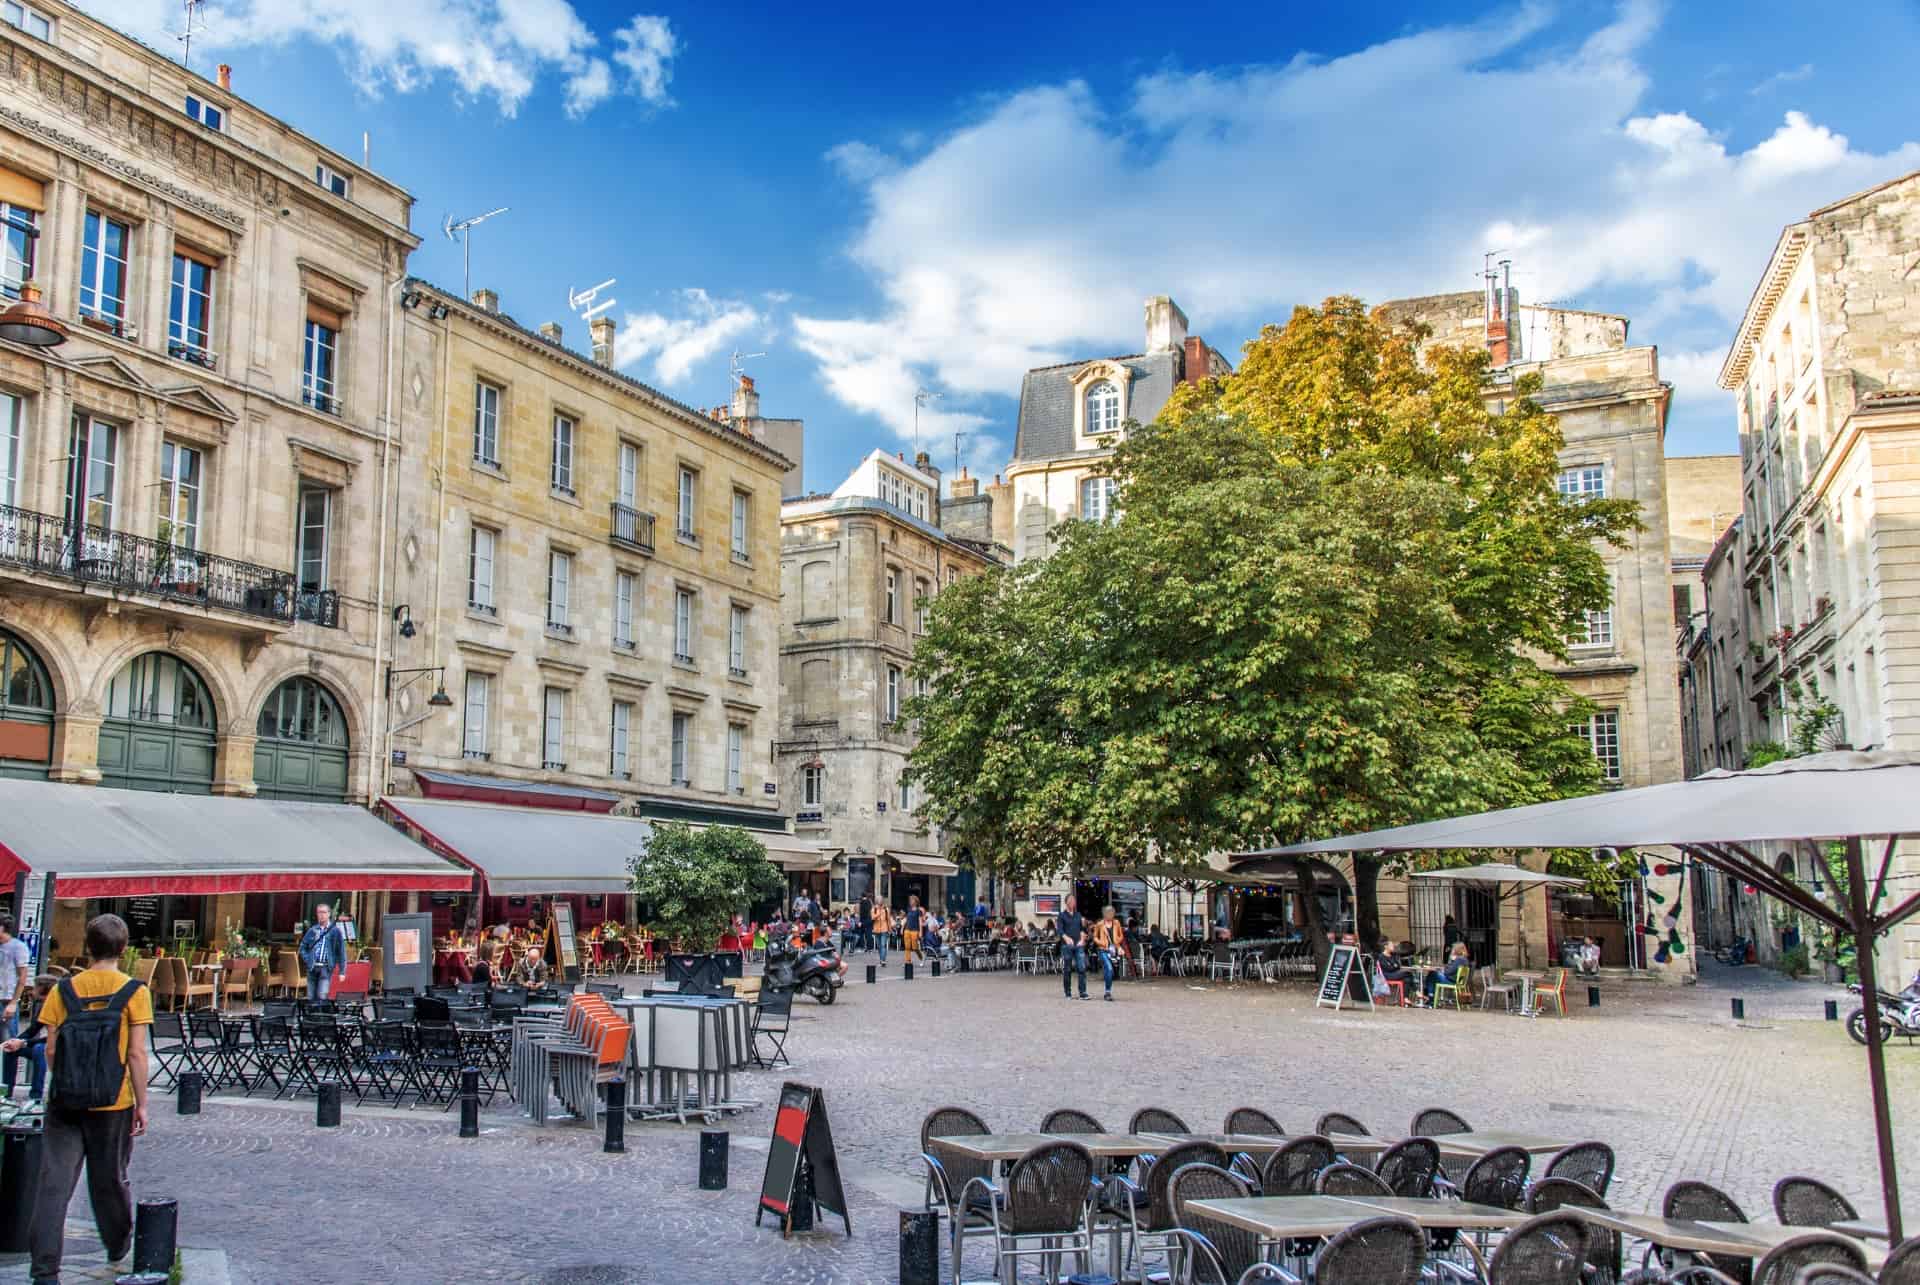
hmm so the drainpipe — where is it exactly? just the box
[367,276,408,806]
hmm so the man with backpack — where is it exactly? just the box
[32,912,151,1285]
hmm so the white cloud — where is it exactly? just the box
[614,289,761,387]
[798,4,1920,451]
[1751,63,1815,96]
[73,1,677,118]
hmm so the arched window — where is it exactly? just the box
[257,676,348,746]
[0,629,52,714]
[104,653,214,728]
[1085,380,1121,435]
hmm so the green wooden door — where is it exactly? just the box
[253,676,349,802]
[98,653,217,794]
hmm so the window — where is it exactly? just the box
[551,414,575,493]
[0,200,36,299]
[157,441,201,550]
[730,490,750,561]
[547,549,572,632]
[914,578,930,632]
[613,572,636,650]
[64,414,117,533]
[898,777,914,813]
[2,3,53,39]
[462,672,490,759]
[1080,476,1117,523]
[610,701,632,778]
[885,664,901,723]
[1557,465,1605,500]
[297,486,330,592]
[167,252,215,363]
[78,211,130,329]
[183,95,223,131]
[302,316,339,413]
[0,392,20,508]
[677,467,697,538]
[801,763,823,808]
[617,442,639,507]
[726,724,744,795]
[1572,607,1613,648]
[473,382,500,466]
[884,569,899,625]
[674,588,694,664]
[670,712,690,786]
[314,163,349,198]
[728,605,747,677]
[1085,380,1121,435]
[541,687,567,770]
[1575,710,1621,782]
[913,672,929,701]
[468,526,496,612]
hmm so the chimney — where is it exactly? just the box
[538,321,562,344]
[590,315,615,366]
[216,64,232,92]
[1144,295,1188,354]
[1183,336,1210,386]
[949,466,979,499]
[914,449,937,479]
[731,373,761,422]
[471,288,499,314]
[1484,260,1515,367]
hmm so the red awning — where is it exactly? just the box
[410,767,622,813]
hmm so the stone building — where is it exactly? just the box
[777,448,1007,913]
[1666,455,1742,634]
[381,282,795,839]
[0,4,416,804]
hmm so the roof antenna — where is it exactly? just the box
[174,0,208,70]
[914,388,941,457]
[444,207,509,300]
[729,349,765,384]
[568,278,618,322]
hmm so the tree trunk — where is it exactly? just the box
[1282,857,1333,979]
[1353,858,1384,952]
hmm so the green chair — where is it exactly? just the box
[1432,970,1468,1010]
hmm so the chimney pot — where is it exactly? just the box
[471,288,499,314]
[538,321,562,344]
[217,63,232,92]
[589,315,616,366]
[731,375,762,426]
[1144,295,1189,355]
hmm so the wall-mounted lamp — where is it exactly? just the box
[399,290,424,310]
[386,664,453,707]
[392,603,416,638]
[428,302,449,321]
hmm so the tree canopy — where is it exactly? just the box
[629,822,785,951]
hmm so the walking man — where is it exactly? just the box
[32,913,151,1285]
[902,896,924,964]
[872,901,892,967]
[298,903,346,1001]
[857,891,875,955]
[1057,895,1089,1000]
[1091,904,1127,1001]
[0,915,31,1044]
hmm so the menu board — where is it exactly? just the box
[125,897,163,940]
[552,901,579,976]
[756,1082,850,1237]
[1316,944,1361,1010]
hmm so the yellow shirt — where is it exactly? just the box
[39,967,154,1112]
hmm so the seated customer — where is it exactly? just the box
[1,975,53,1100]
[471,941,498,989]
[1376,940,1410,981]
[1423,942,1471,1003]
[508,944,550,987]
[1147,924,1175,970]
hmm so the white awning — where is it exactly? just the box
[889,851,960,877]
[1406,863,1585,889]
[382,797,652,894]
[762,839,838,873]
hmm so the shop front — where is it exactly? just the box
[886,851,959,913]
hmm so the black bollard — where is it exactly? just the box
[865,964,877,985]
[603,1078,627,1154]
[1587,985,1600,1008]
[699,1129,729,1189]
[900,1210,940,1285]
[132,1198,178,1273]
[1825,999,1839,1021]
[176,1071,202,1116]
[1730,997,1746,1021]
[459,1067,481,1138]
[316,1080,341,1127]
[930,958,942,978]
[903,962,914,982]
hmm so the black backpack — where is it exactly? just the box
[49,976,143,1110]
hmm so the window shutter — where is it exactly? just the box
[0,167,46,211]
[306,299,345,330]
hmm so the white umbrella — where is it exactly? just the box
[1405,863,1587,970]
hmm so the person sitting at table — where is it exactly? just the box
[1423,942,1471,1003]
[1147,923,1176,971]
[471,940,498,990]
[508,944,549,987]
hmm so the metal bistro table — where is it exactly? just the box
[1144,1132,1290,1158]
[1567,1210,1890,1274]
[1421,1129,1578,1161]
[614,994,753,1124]
[1189,1194,1528,1279]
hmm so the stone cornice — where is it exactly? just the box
[1720,226,1808,390]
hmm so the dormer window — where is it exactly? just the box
[314,164,350,199]
[184,95,223,132]
[1085,380,1121,435]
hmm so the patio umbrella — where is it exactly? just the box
[1080,862,1267,935]
[1405,863,1586,969]
[1244,750,1920,1241]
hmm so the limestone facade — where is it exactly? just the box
[0,3,416,803]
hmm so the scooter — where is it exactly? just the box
[1845,971,1920,1046]
[765,937,848,1005]
[1711,936,1752,966]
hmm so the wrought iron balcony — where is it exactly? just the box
[0,502,337,627]
[609,503,656,554]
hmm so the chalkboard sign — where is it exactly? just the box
[756,1082,851,1236]
[1315,944,1375,1011]
[125,896,163,940]
[552,901,579,977]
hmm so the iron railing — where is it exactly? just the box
[609,503,656,553]
[0,502,336,627]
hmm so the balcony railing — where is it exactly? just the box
[609,503,656,554]
[0,502,336,627]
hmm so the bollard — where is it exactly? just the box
[865,964,877,985]
[699,1129,729,1189]
[132,1198,178,1273]
[176,1071,202,1116]
[900,1210,940,1285]
[1730,997,1746,1021]
[1825,999,1839,1021]
[604,1077,627,1154]
[459,1067,481,1138]
[316,1080,341,1127]
[930,958,942,978]
[1587,985,1600,1008]
[903,962,914,982]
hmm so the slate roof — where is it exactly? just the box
[1013,350,1183,463]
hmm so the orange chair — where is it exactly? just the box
[1535,968,1570,1017]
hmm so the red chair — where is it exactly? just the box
[332,960,373,1003]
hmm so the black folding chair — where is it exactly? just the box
[360,1021,419,1106]
[146,1011,193,1090]
[249,1014,298,1099]
[411,1021,466,1109]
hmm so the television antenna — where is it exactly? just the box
[174,0,208,70]
[913,388,941,456]
[729,349,765,385]
[568,278,617,322]
[443,207,509,300]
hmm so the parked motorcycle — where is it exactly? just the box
[1845,971,1920,1046]
[1712,936,1752,966]
[764,937,848,1004]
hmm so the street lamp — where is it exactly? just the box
[386,665,453,707]
[0,283,69,347]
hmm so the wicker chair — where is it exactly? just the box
[1454,1145,1531,1210]
[1771,1177,1859,1228]
[1526,1176,1619,1281]
[1262,1135,1336,1196]
[1545,1140,1616,1197]
[1316,1111,1369,1137]
[918,1106,994,1285]
[1789,1266,1877,1285]
[1316,1162,1393,1197]
[1374,1137,1441,1198]
[1130,1106,1190,1135]
[1882,1237,1920,1285]
[1108,1141,1229,1279]
[1224,1107,1285,1136]
[1165,1163,1287,1285]
[1660,1180,1750,1282]
[1309,1215,1426,1285]
[1748,1233,1867,1285]
[1409,1106,1472,1137]
[968,1140,1096,1285]
[1041,1108,1106,1133]
[1486,1212,1588,1285]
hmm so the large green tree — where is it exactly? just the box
[906,297,1638,960]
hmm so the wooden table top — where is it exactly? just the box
[1145,1132,1290,1154]
[1830,1217,1891,1242]
[1323,1132,1391,1155]
[1186,1196,1383,1239]
[1335,1196,1530,1231]
[1695,1221,1887,1269]
[1424,1129,1575,1158]
[929,1132,1162,1162]
[1566,1210,1887,1268]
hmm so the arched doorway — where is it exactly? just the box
[0,629,53,779]
[98,652,216,793]
[254,676,350,802]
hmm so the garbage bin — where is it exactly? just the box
[0,1123,46,1252]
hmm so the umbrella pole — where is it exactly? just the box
[1844,836,1904,1243]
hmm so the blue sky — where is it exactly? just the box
[82,1,1920,489]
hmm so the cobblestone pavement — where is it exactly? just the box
[34,960,1916,1284]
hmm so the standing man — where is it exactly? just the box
[32,913,151,1285]
[1091,904,1127,1001]
[857,890,875,955]
[902,896,924,964]
[0,914,31,1043]
[298,903,346,1001]
[1057,896,1089,1001]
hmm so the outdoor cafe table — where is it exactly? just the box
[1831,1217,1892,1242]
[1422,1130,1576,1160]
[1143,1132,1290,1156]
[1323,1132,1392,1159]
[1566,1210,1891,1273]
[1188,1195,1529,1276]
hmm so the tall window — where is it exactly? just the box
[297,487,330,592]
[468,526,496,612]
[1572,607,1614,648]
[64,414,117,532]
[541,687,567,770]
[670,712,690,785]
[1556,465,1605,500]
[0,199,38,298]
[884,569,899,624]
[167,252,214,362]
[726,724,744,795]
[674,589,694,664]
[1080,476,1116,523]
[728,605,747,677]
[1085,380,1120,435]
[551,414,575,493]
[0,392,19,508]
[546,549,572,632]
[613,571,636,649]
[157,441,201,550]
[730,490,750,560]
[302,315,339,412]
[1575,710,1622,782]
[914,578,929,633]
[2,3,53,40]
[462,672,490,759]
[676,467,697,538]
[473,381,500,466]
[898,777,914,813]
[610,701,632,778]
[885,664,901,723]
[801,763,823,808]
[78,211,129,329]
[617,442,639,508]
